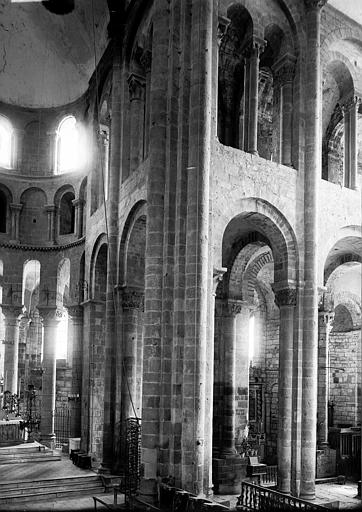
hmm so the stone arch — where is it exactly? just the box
[0,183,12,233]
[323,236,362,285]
[19,187,48,245]
[55,185,76,236]
[90,234,108,301]
[119,201,147,287]
[242,249,274,304]
[222,198,299,286]
[321,28,362,59]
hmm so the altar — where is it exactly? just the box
[0,419,23,447]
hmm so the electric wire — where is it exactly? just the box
[90,0,139,423]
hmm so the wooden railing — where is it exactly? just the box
[236,481,329,511]
[259,465,277,487]
[159,484,229,511]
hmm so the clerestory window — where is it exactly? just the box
[55,115,82,174]
[0,116,13,169]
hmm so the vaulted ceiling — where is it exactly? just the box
[0,0,109,108]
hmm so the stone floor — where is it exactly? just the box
[1,454,362,511]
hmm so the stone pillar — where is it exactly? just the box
[67,305,83,438]
[38,306,62,448]
[317,311,334,446]
[273,55,296,167]
[347,97,360,190]
[274,286,297,494]
[102,27,123,469]
[182,0,213,496]
[9,203,22,243]
[121,287,144,420]
[246,37,266,156]
[301,0,327,500]
[234,302,251,443]
[140,50,152,159]
[72,199,85,239]
[221,300,242,456]
[45,205,57,244]
[242,57,251,151]
[127,73,146,175]
[1,305,23,393]
[343,103,351,188]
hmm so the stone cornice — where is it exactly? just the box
[0,237,85,252]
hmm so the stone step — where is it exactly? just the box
[0,454,61,464]
[0,474,100,491]
[0,479,103,497]
[0,485,105,505]
[0,445,47,455]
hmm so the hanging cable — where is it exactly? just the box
[90,0,138,420]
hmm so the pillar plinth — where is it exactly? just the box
[38,307,62,448]
[274,286,297,494]
[1,304,24,394]
[301,0,327,500]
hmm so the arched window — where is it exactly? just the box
[59,192,75,235]
[55,116,81,174]
[0,190,7,233]
[0,116,13,168]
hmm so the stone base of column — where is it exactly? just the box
[40,433,56,450]
[139,478,158,505]
[212,457,247,495]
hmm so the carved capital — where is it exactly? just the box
[67,304,84,319]
[38,306,64,324]
[304,0,328,10]
[272,54,296,86]
[242,36,266,59]
[1,304,25,321]
[318,287,334,312]
[122,288,144,311]
[127,73,145,102]
[227,299,244,316]
[213,267,227,295]
[10,203,23,214]
[140,49,152,73]
[217,15,230,47]
[274,288,297,307]
[318,311,334,331]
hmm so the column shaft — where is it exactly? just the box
[275,288,296,494]
[128,73,145,175]
[38,308,61,448]
[349,98,359,190]
[1,305,23,393]
[317,312,333,446]
[182,0,213,495]
[221,304,238,456]
[301,0,326,500]
[247,39,264,156]
[68,306,83,438]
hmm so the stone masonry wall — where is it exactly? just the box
[329,330,361,427]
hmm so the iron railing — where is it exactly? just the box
[54,404,71,448]
[236,481,329,511]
